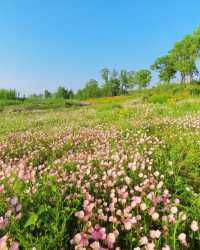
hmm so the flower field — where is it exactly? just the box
[0,92,200,249]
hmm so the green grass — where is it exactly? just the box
[0,83,200,249]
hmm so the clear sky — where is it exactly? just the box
[0,0,200,94]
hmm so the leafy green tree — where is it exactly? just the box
[151,26,200,84]
[134,69,152,89]
[127,71,137,89]
[100,68,110,83]
[193,26,200,57]
[0,89,17,99]
[84,79,101,98]
[110,79,121,96]
[75,80,101,99]
[110,69,120,96]
[170,34,198,83]
[119,70,130,94]
[75,89,85,100]
[102,69,121,96]
[54,86,72,99]
[68,89,74,99]
[101,82,113,97]
[151,55,176,83]
[44,89,51,98]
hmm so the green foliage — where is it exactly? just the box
[1,84,200,249]
[44,89,52,98]
[102,74,121,97]
[0,88,18,99]
[54,86,74,99]
[75,67,151,100]
[77,68,138,99]
[152,25,200,83]
[7,176,81,249]
[76,79,101,99]
[119,70,135,94]
[190,87,200,96]
[133,69,152,88]
[100,68,110,83]
[148,94,169,104]
[0,99,23,108]
[151,55,176,82]
[170,34,198,83]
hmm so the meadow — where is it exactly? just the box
[0,84,200,250]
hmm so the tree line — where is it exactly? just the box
[1,26,200,100]
[76,68,151,99]
[0,89,20,100]
[0,69,152,100]
[30,68,152,100]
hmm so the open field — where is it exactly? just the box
[0,84,200,249]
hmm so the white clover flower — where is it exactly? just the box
[171,206,178,214]
[191,220,199,232]
[152,212,159,221]
[139,236,148,245]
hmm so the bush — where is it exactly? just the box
[190,87,200,96]
[148,94,169,104]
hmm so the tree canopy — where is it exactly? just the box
[151,26,200,83]
[133,69,152,89]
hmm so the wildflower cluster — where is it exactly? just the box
[0,106,199,249]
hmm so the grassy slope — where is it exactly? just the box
[0,83,200,249]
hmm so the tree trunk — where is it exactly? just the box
[180,73,185,83]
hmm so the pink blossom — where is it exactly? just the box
[162,245,170,250]
[10,241,19,250]
[150,230,161,239]
[191,220,199,232]
[90,225,106,240]
[73,233,89,247]
[178,233,187,246]
[10,197,18,206]
[0,185,4,193]
[106,233,116,248]
[75,211,85,220]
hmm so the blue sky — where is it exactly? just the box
[0,0,200,94]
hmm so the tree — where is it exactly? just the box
[193,26,200,58]
[44,89,51,98]
[102,79,121,97]
[54,86,71,99]
[151,55,176,83]
[127,71,137,89]
[119,70,130,94]
[100,68,110,83]
[110,78,121,96]
[170,34,198,83]
[134,69,152,89]
[68,89,74,99]
[84,79,101,98]
[151,26,200,84]
[101,69,121,96]
[0,89,17,100]
[75,80,101,99]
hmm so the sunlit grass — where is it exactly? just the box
[0,84,200,249]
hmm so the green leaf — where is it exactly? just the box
[51,185,57,193]
[25,212,38,227]
[13,179,24,193]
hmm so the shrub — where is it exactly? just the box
[190,87,200,96]
[148,94,169,104]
